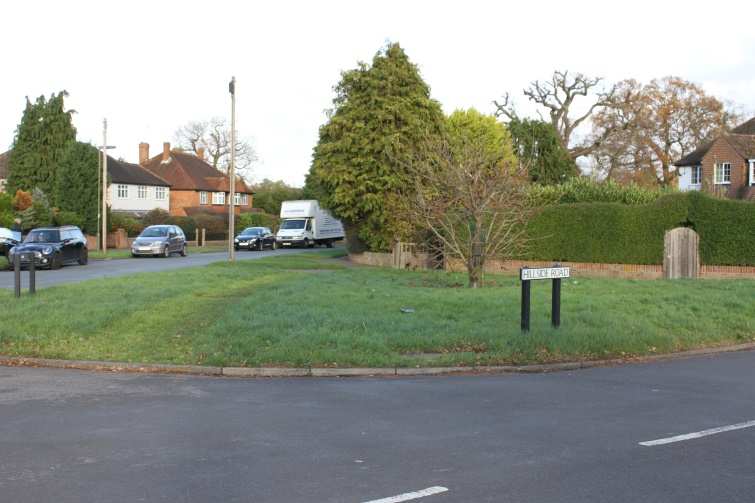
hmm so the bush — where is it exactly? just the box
[169,216,197,240]
[534,177,679,205]
[142,208,171,226]
[687,192,755,266]
[109,213,144,237]
[235,212,279,235]
[56,211,84,229]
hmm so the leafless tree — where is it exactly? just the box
[494,70,622,162]
[399,129,551,289]
[173,117,259,183]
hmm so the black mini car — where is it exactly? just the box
[234,227,277,251]
[6,226,88,270]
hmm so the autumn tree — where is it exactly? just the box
[400,109,548,288]
[306,42,445,252]
[495,71,621,162]
[251,179,303,215]
[5,91,77,206]
[173,117,258,183]
[589,76,743,186]
[55,141,100,234]
[506,118,577,184]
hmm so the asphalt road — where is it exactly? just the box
[1,350,753,502]
[1,245,323,290]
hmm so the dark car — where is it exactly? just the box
[131,225,187,258]
[6,226,88,270]
[234,227,277,251]
[0,227,20,256]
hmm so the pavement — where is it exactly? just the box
[1,341,753,378]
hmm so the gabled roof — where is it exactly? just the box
[141,149,252,194]
[107,156,171,186]
[675,117,755,166]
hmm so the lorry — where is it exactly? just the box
[276,200,345,248]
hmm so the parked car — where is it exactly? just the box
[131,225,187,258]
[234,227,277,251]
[6,226,88,269]
[0,227,20,256]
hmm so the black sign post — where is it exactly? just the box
[520,265,570,331]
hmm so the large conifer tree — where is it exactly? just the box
[306,42,445,252]
[506,118,577,184]
[6,91,76,205]
[55,141,99,234]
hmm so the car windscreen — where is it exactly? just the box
[25,231,60,243]
[140,227,168,238]
[241,229,262,236]
[279,220,306,230]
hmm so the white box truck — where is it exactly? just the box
[276,200,345,248]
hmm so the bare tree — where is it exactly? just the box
[173,117,259,183]
[495,70,622,161]
[400,112,551,288]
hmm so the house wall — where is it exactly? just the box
[701,140,749,199]
[168,189,254,216]
[108,184,170,213]
[677,166,699,191]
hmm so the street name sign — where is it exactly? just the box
[520,266,570,281]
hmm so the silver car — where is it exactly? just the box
[131,225,187,258]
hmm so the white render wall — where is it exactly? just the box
[108,184,170,213]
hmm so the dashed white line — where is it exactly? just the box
[640,420,755,446]
[363,486,449,503]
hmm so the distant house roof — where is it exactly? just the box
[675,117,755,166]
[107,156,171,187]
[140,145,253,194]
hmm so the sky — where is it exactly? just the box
[2,0,754,188]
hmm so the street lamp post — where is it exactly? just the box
[101,119,111,255]
[228,76,236,261]
[96,143,116,253]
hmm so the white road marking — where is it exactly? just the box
[363,486,449,503]
[640,420,755,446]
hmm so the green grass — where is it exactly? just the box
[1,250,753,368]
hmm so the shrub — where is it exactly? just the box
[235,212,278,234]
[56,211,84,228]
[142,208,171,226]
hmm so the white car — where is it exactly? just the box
[0,227,19,256]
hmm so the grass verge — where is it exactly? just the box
[1,250,753,368]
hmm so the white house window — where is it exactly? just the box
[118,185,129,198]
[212,192,225,205]
[155,187,166,200]
[714,163,731,184]
[138,186,147,199]
[241,194,248,205]
[200,191,208,204]
[749,160,755,186]
[691,166,702,185]
[234,193,249,206]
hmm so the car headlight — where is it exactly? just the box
[42,246,53,255]
[234,238,239,243]
[153,240,163,246]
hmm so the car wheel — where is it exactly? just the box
[78,248,89,265]
[162,246,170,258]
[271,240,276,251]
[302,239,309,249]
[180,244,188,257]
[50,252,62,270]
[132,253,139,258]
[256,240,263,251]
[326,240,334,249]
[234,246,240,251]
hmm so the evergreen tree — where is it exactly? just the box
[251,179,303,216]
[506,118,577,184]
[306,42,445,252]
[56,141,100,234]
[5,91,76,205]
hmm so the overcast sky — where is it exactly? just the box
[2,0,754,187]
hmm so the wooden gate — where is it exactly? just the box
[663,228,699,279]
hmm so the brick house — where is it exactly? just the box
[675,117,755,201]
[106,156,172,216]
[139,142,255,217]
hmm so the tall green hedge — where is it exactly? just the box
[521,192,754,266]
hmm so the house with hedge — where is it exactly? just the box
[139,142,255,217]
[675,117,755,201]
[106,156,171,216]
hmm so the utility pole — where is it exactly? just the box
[228,76,236,261]
[96,143,116,252]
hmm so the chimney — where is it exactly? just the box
[162,142,171,162]
[139,142,150,164]
[197,147,205,162]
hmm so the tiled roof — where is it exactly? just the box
[675,117,755,165]
[107,156,171,186]
[141,150,252,194]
